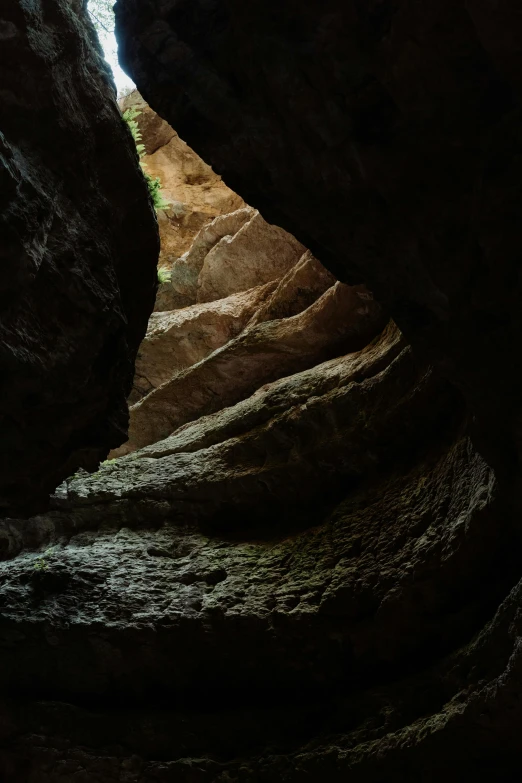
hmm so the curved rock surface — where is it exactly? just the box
[115,281,385,456]
[4,2,522,780]
[0,0,159,514]
[122,188,344,454]
[130,282,276,403]
[115,0,522,468]
[2,324,515,781]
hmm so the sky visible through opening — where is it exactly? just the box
[99,28,135,95]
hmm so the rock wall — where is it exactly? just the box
[119,90,244,273]
[0,0,159,515]
[115,187,383,455]
[3,2,522,781]
[115,0,522,477]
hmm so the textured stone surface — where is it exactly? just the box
[2,323,517,781]
[4,0,522,779]
[247,250,336,326]
[130,282,276,402]
[120,91,244,273]
[115,0,522,471]
[114,282,385,455]
[119,89,175,155]
[0,0,159,514]
[165,206,307,308]
[196,210,306,303]
[167,207,256,305]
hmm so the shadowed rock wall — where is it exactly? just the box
[0,0,159,514]
[115,0,522,476]
[3,2,522,781]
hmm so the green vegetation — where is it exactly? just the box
[147,175,170,211]
[122,106,170,212]
[87,0,115,35]
[122,106,145,155]
[34,547,54,572]
[157,268,172,285]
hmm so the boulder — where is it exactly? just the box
[0,0,158,514]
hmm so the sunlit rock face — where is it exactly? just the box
[119,89,245,279]
[116,0,522,472]
[4,3,522,781]
[0,0,159,515]
[112,180,382,457]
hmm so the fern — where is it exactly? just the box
[157,267,171,285]
[122,107,169,213]
[146,174,171,210]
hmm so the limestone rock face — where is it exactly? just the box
[115,0,522,473]
[119,90,175,155]
[3,325,513,782]
[168,207,257,304]
[247,250,336,326]
[0,0,159,514]
[120,90,244,271]
[196,210,306,302]
[114,281,385,456]
[165,206,307,307]
[120,176,348,454]
[129,282,276,403]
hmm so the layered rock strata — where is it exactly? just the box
[0,0,159,515]
[115,0,522,473]
[117,281,385,456]
[129,282,277,403]
[3,2,522,780]
[120,196,364,456]
[2,325,516,781]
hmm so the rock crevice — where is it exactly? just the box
[3,3,522,781]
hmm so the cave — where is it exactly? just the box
[2,0,522,780]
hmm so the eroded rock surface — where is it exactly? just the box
[4,1,522,780]
[115,0,522,472]
[121,190,349,454]
[130,282,276,403]
[163,206,306,307]
[120,90,244,272]
[2,323,517,781]
[196,209,306,303]
[0,0,159,514]
[116,282,385,456]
